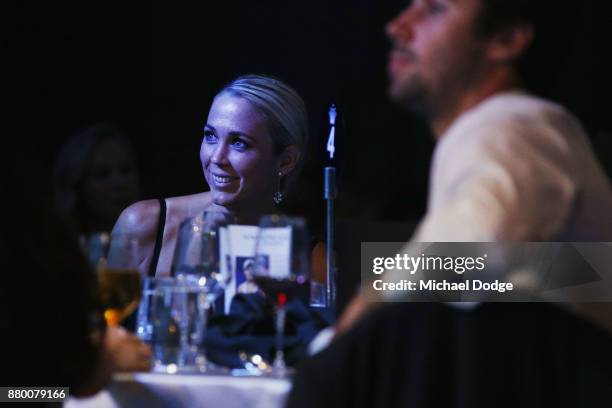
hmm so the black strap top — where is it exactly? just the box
[148,198,167,277]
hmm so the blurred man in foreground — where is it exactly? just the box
[335,0,612,333]
[289,1,612,406]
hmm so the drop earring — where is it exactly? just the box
[273,171,283,204]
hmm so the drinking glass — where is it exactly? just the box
[252,215,310,375]
[171,211,235,305]
[136,276,174,343]
[96,233,143,327]
[137,276,210,373]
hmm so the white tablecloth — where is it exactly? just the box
[65,372,292,408]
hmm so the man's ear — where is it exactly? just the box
[486,24,534,64]
[278,145,301,176]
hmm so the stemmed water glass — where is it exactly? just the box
[172,211,235,301]
[169,211,235,371]
[252,215,310,376]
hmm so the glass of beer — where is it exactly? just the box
[97,234,143,327]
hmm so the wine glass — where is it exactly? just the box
[170,211,235,370]
[252,215,310,376]
[97,234,143,327]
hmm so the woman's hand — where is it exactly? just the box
[76,326,152,396]
[104,326,152,372]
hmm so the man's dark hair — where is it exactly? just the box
[475,0,544,37]
[475,0,579,95]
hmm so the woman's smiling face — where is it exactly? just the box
[201,92,280,212]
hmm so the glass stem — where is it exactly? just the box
[196,295,210,369]
[273,305,286,371]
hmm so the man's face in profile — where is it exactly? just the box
[386,0,487,113]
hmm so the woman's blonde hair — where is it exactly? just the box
[218,74,309,196]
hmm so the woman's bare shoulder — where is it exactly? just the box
[112,193,214,240]
[112,199,162,240]
[166,192,216,219]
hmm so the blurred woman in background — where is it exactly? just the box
[54,123,143,239]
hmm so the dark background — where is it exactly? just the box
[7,0,612,238]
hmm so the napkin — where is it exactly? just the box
[204,293,332,369]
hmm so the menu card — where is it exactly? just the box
[220,225,292,313]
